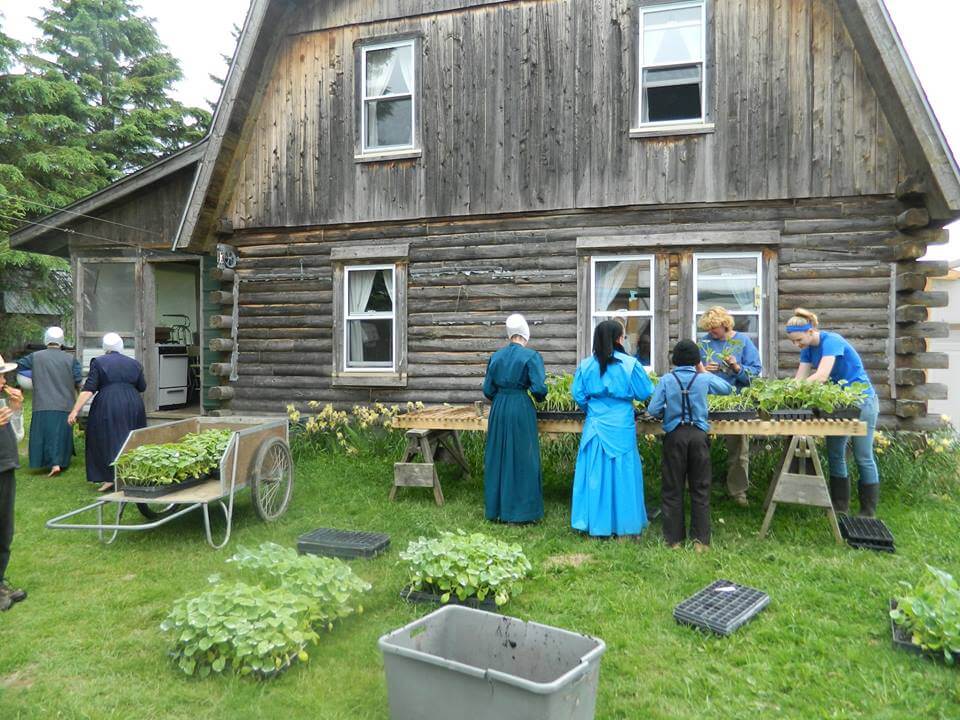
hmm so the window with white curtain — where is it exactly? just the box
[692,253,763,360]
[344,265,396,370]
[638,0,706,126]
[591,256,655,367]
[361,39,416,153]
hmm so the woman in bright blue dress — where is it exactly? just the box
[571,320,654,537]
[483,314,548,523]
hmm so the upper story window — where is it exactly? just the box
[635,0,709,134]
[360,39,417,155]
[591,256,655,368]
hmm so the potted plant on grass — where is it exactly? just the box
[889,565,960,665]
[399,530,532,609]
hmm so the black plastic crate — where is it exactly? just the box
[768,408,815,421]
[839,515,895,553]
[674,579,770,636]
[708,410,758,421]
[297,528,390,559]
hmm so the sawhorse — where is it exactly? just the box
[759,434,843,544]
[390,428,471,506]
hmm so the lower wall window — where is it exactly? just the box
[591,255,655,367]
[692,253,762,361]
[345,265,395,371]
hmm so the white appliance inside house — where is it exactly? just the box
[155,344,189,409]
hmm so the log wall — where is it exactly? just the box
[217,196,946,429]
[223,0,906,229]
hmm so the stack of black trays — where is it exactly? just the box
[297,528,391,559]
[674,579,770,636]
[838,515,895,553]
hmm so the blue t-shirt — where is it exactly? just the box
[647,366,732,433]
[799,330,874,396]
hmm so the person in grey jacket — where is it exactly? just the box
[0,353,26,611]
[17,327,81,477]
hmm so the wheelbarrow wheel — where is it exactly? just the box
[136,503,178,520]
[251,437,293,521]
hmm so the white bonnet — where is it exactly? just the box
[44,326,65,346]
[102,332,124,353]
[505,313,530,342]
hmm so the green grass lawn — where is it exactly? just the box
[2,425,959,719]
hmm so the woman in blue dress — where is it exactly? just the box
[483,314,548,523]
[785,308,880,517]
[67,333,147,492]
[571,320,654,537]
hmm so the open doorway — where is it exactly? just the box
[148,261,201,414]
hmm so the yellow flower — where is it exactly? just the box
[941,414,952,423]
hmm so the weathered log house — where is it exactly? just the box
[11,0,960,428]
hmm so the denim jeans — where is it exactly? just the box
[825,393,880,485]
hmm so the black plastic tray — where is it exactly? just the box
[297,528,390,559]
[674,579,770,636]
[535,410,585,422]
[890,600,959,664]
[839,515,895,553]
[767,408,815,421]
[121,475,209,499]
[817,407,861,420]
[400,584,499,611]
[708,410,758,421]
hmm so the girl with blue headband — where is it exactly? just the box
[785,308,879,517]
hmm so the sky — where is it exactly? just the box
[0,0,958,260]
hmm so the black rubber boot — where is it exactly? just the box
[829,475,850,514]
[858,481,879,518]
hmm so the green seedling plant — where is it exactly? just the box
[707,393,755,413]
[534,372,578,412]
[890,565,960,664]
[161,542,371,679]
[113,429,232,487]
[699,337,744,369]
[400,529,532,606]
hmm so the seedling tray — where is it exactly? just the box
[817,407,861,420]
[768,408,815,421]
[674,579,770,636]
[708,410,758,421]
[400,585,499,611]
[121,475,209,498]
[536,410,585,422]
[297,528,390,559]
[889,600,959,665]
[839,515,895,553]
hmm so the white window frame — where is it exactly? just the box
[637,0,707,130]
[343,264,397,373]
[692,252,763,364]
[590,254,656,369]
[360,39,417,155]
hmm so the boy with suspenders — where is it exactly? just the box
[647,340,732,551]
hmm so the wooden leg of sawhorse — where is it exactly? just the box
[391,429,445,506]
[759,435,842,544]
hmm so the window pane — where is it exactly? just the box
[697,277,758,313]
[348,269,394,314]
[644,76,702,122]
[82,262,135,333]
[697,257,758,276]
[591,315,653,367]
[366,98,413,148]
[594,260,652,312]
[347,318,393,367]
[643,9,702,66]
[643,65,700,88]
[365,45,413,97]
[697,314,759,350]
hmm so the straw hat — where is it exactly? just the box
[0,354,18,374]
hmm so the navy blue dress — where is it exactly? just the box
[83,353,147,484]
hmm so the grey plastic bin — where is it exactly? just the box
[378,605,606,720]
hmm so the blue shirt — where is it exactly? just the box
[647,366,732,433]
[799,330,874,396]
[698,332,761,389]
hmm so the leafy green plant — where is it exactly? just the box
[400,530,532,606]
[161,543,371,679]
[741,379,868,414]
[890,565,960,664]
[114,429,232,486]
[534,372,577,412]
[699,337,744,369]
